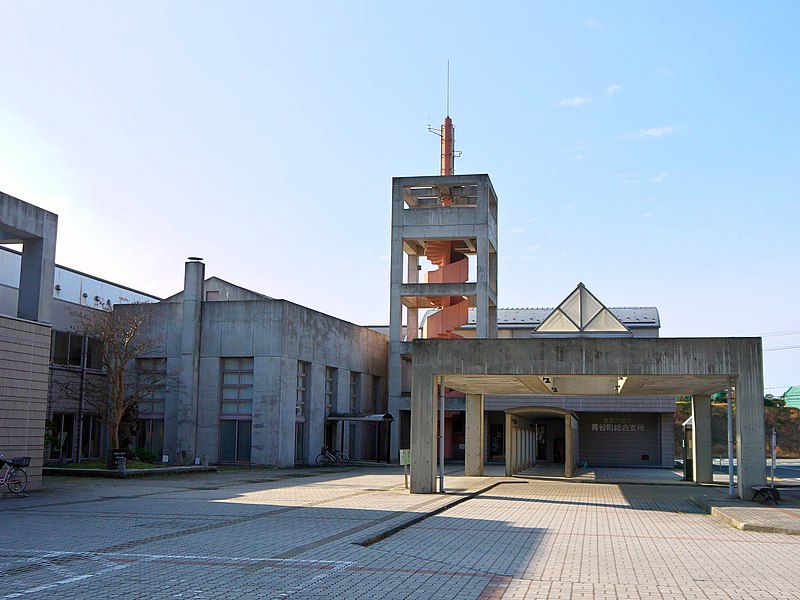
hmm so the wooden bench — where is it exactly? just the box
[751,486,781,505]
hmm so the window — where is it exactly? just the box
[81,415,102,460]
[49,413,74,460]
[86,338,104,370]
[137,420,164,456]
[220,358,254,416]
[51,331,83,366]
[50,331,103,369]
[324,366,338,450]
[296,361,309,418]
[137,358,166,456]
[372,376,384,413]
[349,372,361,412]
[219,420,251,463]
[137,358,167,417]
[365,375,381,413]
[219,358,253,462]
[324,367,337,416]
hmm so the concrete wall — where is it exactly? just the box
[0,315,50,490]
[122,292,388,468]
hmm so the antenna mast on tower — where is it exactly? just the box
[428,61,461,176]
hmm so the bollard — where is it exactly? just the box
[118,456,127,474]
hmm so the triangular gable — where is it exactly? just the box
[162,276,272,303]
[536,283,630,334]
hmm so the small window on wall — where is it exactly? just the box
[137,358,167,416]
[49,413,74,460]
[51,331,84,367]
[137,419,164,456]
[296,361,308,418]
[325,367,337,416]
[350,372,360,412]
[86,338,104,370]
[371,375,384,413]
[82,416,102,460]
[219,420,251,462]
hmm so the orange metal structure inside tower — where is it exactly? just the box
[424,115,470,339]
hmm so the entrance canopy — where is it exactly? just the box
[327,413,394,422]
[410,336,764,497]
[437,373,733,397]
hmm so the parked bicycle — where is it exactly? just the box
[315,445,350,467]
[0,454,29,494]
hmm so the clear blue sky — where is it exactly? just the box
[1,2,797,392]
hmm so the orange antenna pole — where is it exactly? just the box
[440,62,455,176]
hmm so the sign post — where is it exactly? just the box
[399,449,411,489]
[771,427,777,487]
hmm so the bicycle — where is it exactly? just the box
[0,454,29,494]
[315,445,349,467]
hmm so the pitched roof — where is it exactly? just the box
[783,386,800,409]
[464,306,659,328]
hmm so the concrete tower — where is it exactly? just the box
[387,113,498,460]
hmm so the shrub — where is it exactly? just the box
[134,448,158,463]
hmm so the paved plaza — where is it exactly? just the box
[1,467,800,599]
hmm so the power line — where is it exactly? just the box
[759,330,800,337]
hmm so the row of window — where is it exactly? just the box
[298,363,384,417]
[58,357,384,464]
[50,331,103,369]
[48,413,103,461]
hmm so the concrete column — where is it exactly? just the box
[19,233,57,323]
[691,395,713,483]
[504,412,513,476]
[660,412,675,467]
[564,414,577,478]
[307,363,326,465]
[464,394,484,476]
[475,228,489,339]
[735,368,767,497]
[407,254,419,341]
[387,181,405,462]
[177,259,204,463]
[410,371,436,493]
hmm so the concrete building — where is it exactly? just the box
[0,192,58,490]
[117,259,388,467]
[414,286,676,470]
[0,239,160,465]
[1,110,767,499]
[393,115,765,498]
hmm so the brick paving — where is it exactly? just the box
[1,467,799,599]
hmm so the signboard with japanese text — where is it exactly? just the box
[579,413,660,466]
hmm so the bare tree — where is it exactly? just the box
[73,303,169,450]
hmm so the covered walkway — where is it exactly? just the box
[411,337,765,498]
